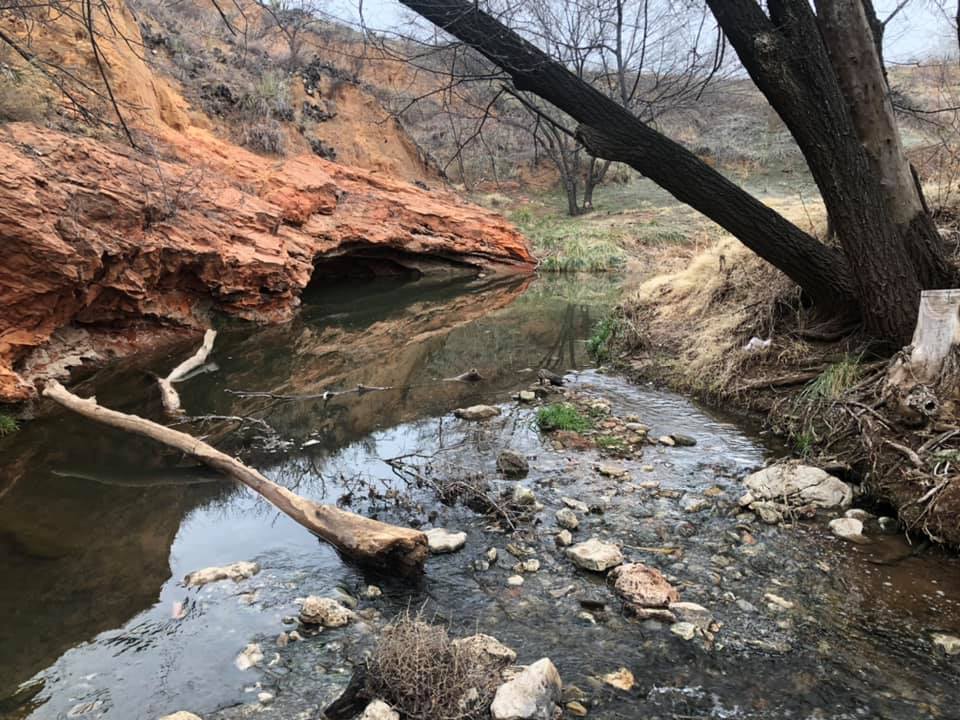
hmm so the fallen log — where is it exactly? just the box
[159,329,217,416]
[42,380,429,573]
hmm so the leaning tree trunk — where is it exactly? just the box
[705,0,952,344]
[817,0,953,291]
[398,0,861,321]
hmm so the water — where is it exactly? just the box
[0,273,958,720]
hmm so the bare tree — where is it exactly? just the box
[252,0,325,69]
[396,0,955,344]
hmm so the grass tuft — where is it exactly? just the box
[0,414,19,437]
[536,403,594,432]
[587,316,620,362]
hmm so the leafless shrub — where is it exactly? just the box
[241,119,286,155]
[365,610,501,720]
[136,146,206,228]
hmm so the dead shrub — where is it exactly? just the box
[365,611,501,720]
[241,120,286,155]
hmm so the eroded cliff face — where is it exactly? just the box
[0,123,534,402]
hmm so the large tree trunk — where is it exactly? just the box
[398,0,861,321]
[42,381,430,573]
[817,0,952,291]
[704,0,952,343]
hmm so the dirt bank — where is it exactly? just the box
[613,237,960,546]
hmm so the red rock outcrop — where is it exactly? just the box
[0,123,534,402]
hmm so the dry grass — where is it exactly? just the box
[619,237,806,398]
[365,611,503,720]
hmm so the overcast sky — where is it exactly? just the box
[326,0,957,62]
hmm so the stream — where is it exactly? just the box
[1,273,958,720]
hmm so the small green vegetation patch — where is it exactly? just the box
[536,403,594,432]
[587,316,620,362]
[595,435,625,450]
[0,414,19,437]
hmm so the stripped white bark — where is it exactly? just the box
[42,380,429,573]
[886,290,960,421]
[159,329,217,415]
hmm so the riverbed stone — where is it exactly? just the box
[454,404,500,420]
[555,529,573,547]
[299,596,354,627]
[490,658,562,720]
[671,622,697,640]
[567,538,623,572]
[513,485,536,506]
[453,633,517,666]
[657,435,676,446]
[602,667,635,691]
[183,561,260,587]
[670,433,697,447]
[234,643,263,671]
[829,517,869,543]
[680,494,709,513]
[610,563,679,611]
[497,450,530,478]
[159,714,203,720]
[359,700,400,720]
[595,464,629,479]
[556,508,579,530]
[933,633,960,655]
[562,497,590,513]
[518,390,536,403]
[669,601,713,630]
[744,464,853,510]
[426,528,467,553]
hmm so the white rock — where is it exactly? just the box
[426,528,467,553]
[234,643,263,671]
[490,658,562,720]
[828,517,869,543]
[485,547,499,563]
[257,692,274,705]
[159,714,203,720]
[763,593,794,610]
[555,508,579,530]
[363,585,383,599]
[670,622,697,640]
[521,559,541,573]
[183,561,260,587]
[680,494,709,513]
[562,497,590,513]
[669,601,713,630]
[555,530,573,547]
[933,633,960,655]
[513,485,536,506]
[744,464,852,509]
[359,700,400,720]
[454,405,500,420]
[299,596,355,627]
[844,508,875,522]
[507,575,525,587]
[518,391,536,403]
[453,633,518,666]
[658,435,676,446]
[567,538,623,572]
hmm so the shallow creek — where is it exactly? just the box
[1,273,958,720]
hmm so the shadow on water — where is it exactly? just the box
[0,272,622,717]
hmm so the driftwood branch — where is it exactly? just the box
[159,329,217,415]
[42,380,429,573]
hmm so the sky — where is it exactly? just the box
[326,0,958,62]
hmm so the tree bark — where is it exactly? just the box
[817,0,952,291]
[704,0,946,343]
[398,0,860,319]
[42,381,429,573]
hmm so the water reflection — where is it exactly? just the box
[0,272,621,708]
